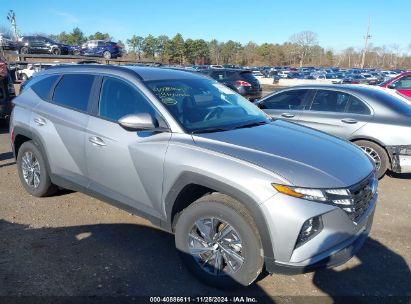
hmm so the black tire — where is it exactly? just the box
[354,140,389,178]
[21,73,28,81]
[17,141,57,197]
[73,50,80,56]
[103,51,112,59]
[20,47,29,54]
[52,48,61,55]
[175,193,264,289]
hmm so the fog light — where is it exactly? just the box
[296,216,323,248]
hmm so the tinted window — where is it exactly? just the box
[240,71,258,83]
[99,77,155,121]
[310,90,349,112]
[210,71,225,80]
[347,96,371,115]
[395,76,411,90]
[52,74,94,112]
[30,75,59,100]
[262,90,309,110]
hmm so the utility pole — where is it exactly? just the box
[7,10,19,42]
[360,16,371,69]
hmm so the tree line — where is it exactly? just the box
[49,27,411,68]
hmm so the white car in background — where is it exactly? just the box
[252,70,264,79]
[17,63,56,81]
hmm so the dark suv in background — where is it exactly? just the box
[200,68,262,101]
[18,36,70,55]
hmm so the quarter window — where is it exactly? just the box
[347,96,371,115]
[30,75,60,100]
[261,90,309,110]
[98,77,156,122]
[310,90,349,112]
[52,74,95,112]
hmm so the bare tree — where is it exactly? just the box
[289,31,319,67]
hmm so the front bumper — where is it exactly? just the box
[387,145,411,173]
[261,189,377,274]
[266,208,374,274]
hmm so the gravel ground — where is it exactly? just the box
[0,90,410,302]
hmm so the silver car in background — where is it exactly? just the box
[256,85,411,178]
[10,66,377,288]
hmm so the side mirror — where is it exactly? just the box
[387,83,396,89]
[118,113,158,131]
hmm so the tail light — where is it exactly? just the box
[235,80,251,87]
[112,45,119,49]
[352,80,360,84]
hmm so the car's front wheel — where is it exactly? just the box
[17,141,57,197]
[175,193,264,289]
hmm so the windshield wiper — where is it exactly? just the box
[232,121,267,130]
[191,127,231,134]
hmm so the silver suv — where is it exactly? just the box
[10,65,378,289]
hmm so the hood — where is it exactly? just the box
[192,120,374,188]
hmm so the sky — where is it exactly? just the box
[0,0,410,53]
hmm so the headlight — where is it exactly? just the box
[272,183,350,203]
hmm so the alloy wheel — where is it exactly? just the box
[188,217,244,276]
[21,151,41,188]
[360,146,381,170]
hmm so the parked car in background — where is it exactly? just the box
[343,74,369,85]
[381,70,399,80]
[73,40,123,59]
[200,68,262,101]
[255,84,411,178]
[11,65,378,288]
[287,72,306,79]
[380,72,411,98]
[361,73,379,85]
[0,33,17,50]
[252,70,264,79]
[17,63,56,81]
[18,36,70,55]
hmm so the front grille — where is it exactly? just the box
[345,174,376,223]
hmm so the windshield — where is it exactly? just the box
[145,78,269,133]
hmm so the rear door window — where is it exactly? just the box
[310,90,350,112]
[52,74,95,112]
[261,89,310,110]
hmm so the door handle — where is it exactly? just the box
[33,117,46,126]
[88,136,106,147]
[281,113,295,118]
[341,118,358,124]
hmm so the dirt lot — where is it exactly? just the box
[0,88,410,302]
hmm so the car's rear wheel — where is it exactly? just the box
[17,141,57,197]
[20,47,29,54]
[354,140,389,178]
[20,73,28,81]
[175,193,264,289]
[103,51,111,59]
